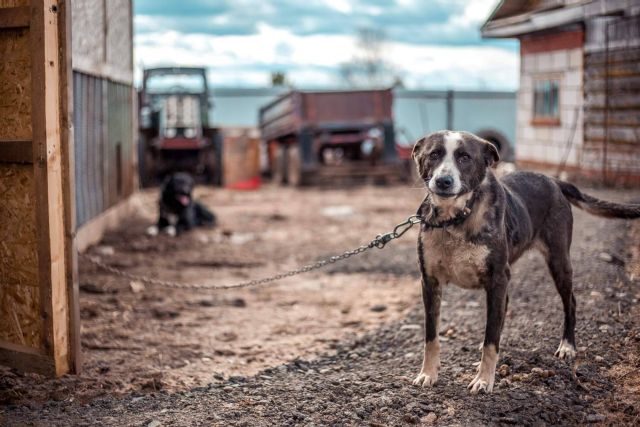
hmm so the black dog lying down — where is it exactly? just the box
[147,172,216,237]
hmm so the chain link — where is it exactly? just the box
[83,214,423,291]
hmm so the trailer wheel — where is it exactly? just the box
[272,145,287,185]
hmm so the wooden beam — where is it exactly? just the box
[30,0,71,376]
[0,341,55,377]
[0,141,33,163]
[0,6,30,30]
[58,0,81,374]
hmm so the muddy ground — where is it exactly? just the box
[2,183,640,426]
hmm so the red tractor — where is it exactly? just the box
[138,67,222,186]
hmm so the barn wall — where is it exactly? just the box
[71,0,133,85]
[583,14,640,184]
[71,0,136,227]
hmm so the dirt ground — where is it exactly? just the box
[2,183,640,426]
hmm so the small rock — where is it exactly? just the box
[590,291,603,298]
[402,414,419,424]
[499,378,511,388]
[594,355,604,363]
[216,331,238,342]
[95,245,115,256]
[321,205,355,218]
[230,233,255,245]
[370,304,387,313]
[599,324,609,332]
[598,252,613,263]
[512,373,529,382]
[151,308,180,320]
[405,352,415,358]
[130,280,145,293]
[531,367,544,376]
[499,364,510,377]
[422,412,437,424]
[228,298,246,308]
[147,420,161,427]
[400,324,421,330]
[586,414,605,423]
[79,282,108,294]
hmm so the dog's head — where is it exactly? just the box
[412,130,499,199]
[162,172,194,208]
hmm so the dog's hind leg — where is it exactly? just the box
[194,201,216,226]
[540,220,577,359]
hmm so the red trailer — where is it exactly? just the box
[259,89,406,185]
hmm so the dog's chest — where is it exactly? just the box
[421,230,490,289]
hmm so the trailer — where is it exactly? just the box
[138,67,222,186]
[259,89,405,185]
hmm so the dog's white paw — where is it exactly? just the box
[164,225,177,237]
[554,339,576,359]
[146,226,159,237]
[412,370,438,387]
[468,371,495,394]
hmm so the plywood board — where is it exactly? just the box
[0,29,32,140]
[0,165,41,349]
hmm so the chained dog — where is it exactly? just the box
[147,172,216,237]
[411,130,640,394]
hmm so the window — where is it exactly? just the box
[533,79,560,125]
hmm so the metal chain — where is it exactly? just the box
[83,214,423,291]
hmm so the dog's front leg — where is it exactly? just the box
[412,274,441,387]
[468,270,508,394]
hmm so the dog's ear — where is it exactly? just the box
[411,137,427,160]
[411,137,428,176]
[481,139,500,167]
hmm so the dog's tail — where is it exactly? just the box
[556,180,640,219]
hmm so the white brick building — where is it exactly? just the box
[483,0,640,186]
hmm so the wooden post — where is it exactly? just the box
[0,0,78,376]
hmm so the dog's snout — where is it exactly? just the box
[435,176,454,191]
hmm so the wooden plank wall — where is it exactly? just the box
[0,0,78,375]
[583,14,640,184]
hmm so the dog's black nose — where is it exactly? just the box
[435,176,454,190]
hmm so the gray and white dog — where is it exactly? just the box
[411,130,640,394]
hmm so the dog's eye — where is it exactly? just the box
[457,153,471,162]
[429,151,441,160]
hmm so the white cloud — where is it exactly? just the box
[134,18,518,90]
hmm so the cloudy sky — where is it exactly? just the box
[134,0,519,90]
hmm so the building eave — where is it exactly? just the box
[482,4,586,38]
